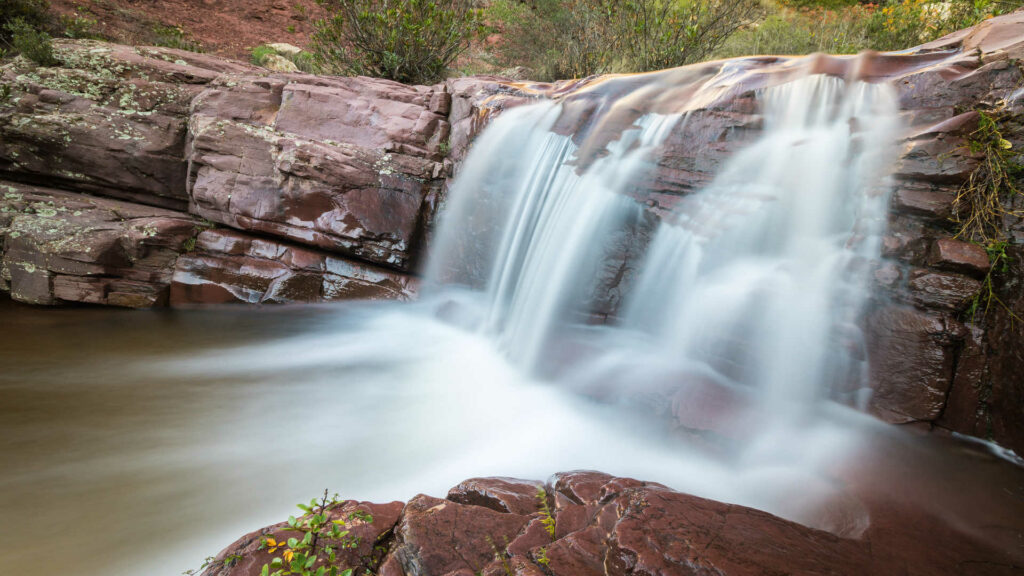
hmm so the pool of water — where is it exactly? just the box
[1,294,1022,575]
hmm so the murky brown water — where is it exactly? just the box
[2,294,1023,575]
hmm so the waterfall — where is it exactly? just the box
[151,71,905,542]
[625,76,900,421]
[425,101,681,370]
[426,74,900,427]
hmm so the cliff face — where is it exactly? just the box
[1,13,1023,451]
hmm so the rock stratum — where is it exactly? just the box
[201,471,1021,576]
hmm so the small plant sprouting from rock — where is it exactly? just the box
[536,487,555,539]
[183,554,242,575]
[535,546,550,567]
[258,489,368,576]
[951,103,1023,321]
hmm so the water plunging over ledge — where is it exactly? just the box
[1,73,1022,576]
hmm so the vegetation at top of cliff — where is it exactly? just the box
[714,0,1024,59]
[478,0,1023,81]
[485,0,764,80]
[310,0,482,84]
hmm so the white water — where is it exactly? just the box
[17,73,909,575]
[625,76,900,422]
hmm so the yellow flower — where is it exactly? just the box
[264,537,280,553]
[283,549,295,562]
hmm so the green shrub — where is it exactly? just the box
[310,0,482,84]
[150,24,202,52]
[716,0,1024,59]
[252,44,322,73]
[60,13,101,39]
[0,0,52,46]
[715,7,869,57]
[488,0,762,81]
[5,17,57,66]
[251,44,277,65]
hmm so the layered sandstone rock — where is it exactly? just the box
[185,74,450,271]
[170,229,416,305]
[0,180,200,307]
[202,472,1020,576]
[0,41,259,210]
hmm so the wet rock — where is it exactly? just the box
[928,238,992,278]
[202,471,1024,576]
[0,181,199,306]
[386,494,532,575]
[866,305,956,423]
[170,229,416,305]
[446,477,544,516]
[187,75,450,270]
[907,269,982,311]
[891,183,956,220]
[202,500,404,576]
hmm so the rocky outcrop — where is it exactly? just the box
[186,74,450,271]
[202,472,1021,576]
[0,40,525,307]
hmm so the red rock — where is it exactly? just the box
[0,41,260,211]
[0,181,199,307]
[169,229,416,305]
[929,238,991,277]
[186,77,449,270]
[386,494,532,575]
[891,183,956,219]
[446,477,544,516]
[202,500,404,576]
[205,471,1023,576]
[866,306,956,423]
[907,269,982,311]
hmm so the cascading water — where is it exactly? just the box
[426,101,680,369]
[623,76,900,423]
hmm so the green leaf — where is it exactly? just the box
[288,538,299,548]
[262,565,270,576]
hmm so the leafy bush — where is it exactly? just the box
[0,0,52,46]
[5,17,57,65]
[488,0,762,81]
[252,44,322,73]
[251,44,278,65]
[150,24,202,52]
[715,6,869,57]
[60,13,101,39]
[716,0,1024,59]
[311,0,481,84]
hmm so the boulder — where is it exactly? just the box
[204,471,1022,576]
